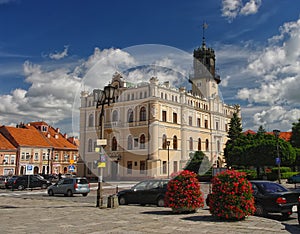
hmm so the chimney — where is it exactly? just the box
[56,128,60,133]
[64,133,67,139]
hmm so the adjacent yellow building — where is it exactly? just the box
[79,43,239,180]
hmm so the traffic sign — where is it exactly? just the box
[69,159,74,164]
[276,157,281,165]
[98,162,106,168]
[26,164,34,175]
[100,155,106,162]
[68,165,75,172]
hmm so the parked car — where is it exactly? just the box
[47,177,90,197]
[250,180,300,219]
[5,175,52,190]
[0,176,9,189]
[117,179,169,207]
[287,174,300,184]
[38,173,58,182]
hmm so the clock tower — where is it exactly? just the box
[190,24,221,99]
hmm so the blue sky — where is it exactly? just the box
[1,0,300,136]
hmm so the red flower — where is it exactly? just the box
[165,170,204,212]
[208,170,255,220]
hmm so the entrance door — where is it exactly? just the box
[111,161,118,180]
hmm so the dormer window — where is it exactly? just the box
[41,125,48,132]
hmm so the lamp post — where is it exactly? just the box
[93,84,116,208]
[47,149,50,175]
[167,141,170,179]
[273,129,281,184]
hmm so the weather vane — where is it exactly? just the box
[202,21,208,47]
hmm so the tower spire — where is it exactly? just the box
[202,21,208,48]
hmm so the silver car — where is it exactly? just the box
[47,177,90,197]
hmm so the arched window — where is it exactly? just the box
[140,106,146,121]
[127,109,133,123]
[217,140,220,152]
[198,138,201,151]
[112,110,118,122]
[173,135,177,150]
[88,139,93,152]
[88,114,94,127]
[189,137,193,151]
[206,139,209,151]
[162,134,167,149]
[140,134,145,149]
[127,135,133,150]
[112,137,117,151]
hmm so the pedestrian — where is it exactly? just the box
[58,173,62,180]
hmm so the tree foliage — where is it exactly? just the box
[184,151,210,175]
[290,118,300,148]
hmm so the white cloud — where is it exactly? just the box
[230,17,300,132]
[49,46,69,60]
[240,0,261,16]
[221,0,262,21]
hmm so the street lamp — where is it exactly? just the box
[273,129,281,184]
[47,149,50,175]
[93,84,116,208]
[167,141,170,179]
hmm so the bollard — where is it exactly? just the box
[107,194,119,208]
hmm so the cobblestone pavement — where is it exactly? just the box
[0,181,299,234]
[0,196,299,233]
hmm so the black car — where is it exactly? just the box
[5,175,52,190]
[117,179,169,207]
[250,180,300,219]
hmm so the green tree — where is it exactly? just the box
[224,111,243,166]
[290,118,300,148]
[227,112,243,141]
[184,151,210,175]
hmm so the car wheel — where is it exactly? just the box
[255,204,265,216]
[41,184,47,189]
[282,212,291,220]
[157,197,165,207]
[82,193,88,197]
[17,185,25,190]
[48,189,54,196]
[118,196,127,205]
[66,190,73,197]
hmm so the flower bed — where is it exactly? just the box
[165,170,204,213]
[208,170,255,220]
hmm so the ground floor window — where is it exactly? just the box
[127,161,132,174]
[140,161,146,174]
[173,161,178,173]
[162,161,167,174]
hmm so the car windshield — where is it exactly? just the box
[76,179,88,184]
[260,182,288,193]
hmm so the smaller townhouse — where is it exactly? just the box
[0,125,51,175]
[29,122,79,175]
[0,132,17,175]
[0,122,79,176]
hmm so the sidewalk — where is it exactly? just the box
[1,196,299,234]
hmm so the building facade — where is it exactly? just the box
[79,42,240,180]
[0,122,79,176]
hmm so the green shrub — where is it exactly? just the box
[272,167,291,173]
[282,172,299,179]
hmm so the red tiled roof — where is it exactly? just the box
[0,132,16,150]
[1,126,50,147]
[29,122,77,150]
[244,129,292,142]
[243,129,256,135]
